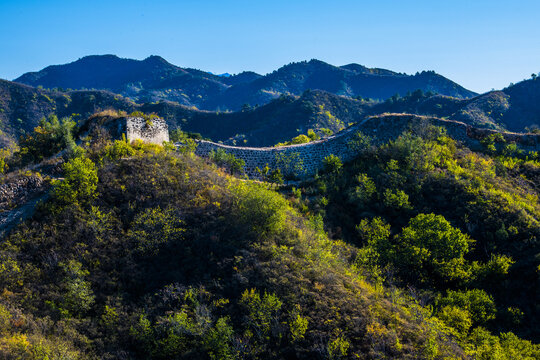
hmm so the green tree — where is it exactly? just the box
[240,289,282,341]
[204,317,236,360]
[348,173,376,206]
[437,289,496,326]
[397,213,473,286]
[307,129,320,141]
[209,149,245,175]
[290,134,311,144]
[382,188,411,210]
[18,114,76,164]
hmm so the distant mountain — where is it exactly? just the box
[14,55,476,111]
[374,78,540,132]
[14,55,227,108]
[203,59,477,110]
[142,89,371,146]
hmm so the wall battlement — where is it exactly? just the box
[193,114,540,179]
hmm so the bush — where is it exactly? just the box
[53,157,98,207]
[128,207,185,256]
[16,114,76,164]
[209,148,245,175]
[240,289,282,340]
[438,289,496,326]
[323,154,343,173]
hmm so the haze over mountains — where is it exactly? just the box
[14,55,477,111]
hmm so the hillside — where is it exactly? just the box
[4,74,540,151]
[14,55,477,111]
[0,79,139,143]
[374,78,540,132]
[144,90,372,146]
[0,80,371,147]
[0,114,538,358]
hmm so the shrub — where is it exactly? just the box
[128,207,185,256]
[17,114,76,164]
[53,157,98,207]
[60,260,95,316]
[240,289,282,340]
[209,149,245,175]
[323,154,343,173]
[438,289,496,326]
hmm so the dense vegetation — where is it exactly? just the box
[0,114,539,358]
[294,122,540,352]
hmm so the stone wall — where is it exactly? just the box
[194,124,363,178]
[193,114,540,179]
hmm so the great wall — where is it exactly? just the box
[191,114,540,179]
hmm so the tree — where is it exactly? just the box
[240,289,282,341]
[307,129,320,141]
[437,289,496,326]
[396,213,473,286]
[209,148,245,175]
[60,260,95,316]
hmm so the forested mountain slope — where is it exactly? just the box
[0,113,538,359]
[373,77,540,132]
[14,55,477,111]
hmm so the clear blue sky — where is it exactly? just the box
[1,0,539,93]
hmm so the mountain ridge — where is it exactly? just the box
[14,55,477,111]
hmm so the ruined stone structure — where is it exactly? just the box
[193,114,540,179]
[85,116,169,144]
[125,117,169,143]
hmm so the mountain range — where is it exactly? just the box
[14,55,476,111]
[1,55,540,359]
[1,55,540,147]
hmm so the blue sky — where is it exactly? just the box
[1,0,539,93]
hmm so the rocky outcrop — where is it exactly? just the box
[0,173,51,239]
